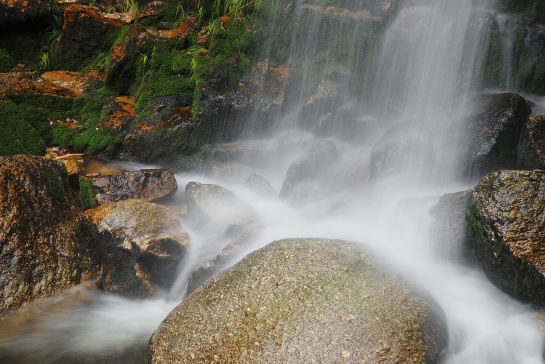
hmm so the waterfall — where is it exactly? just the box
[1,0,544,363]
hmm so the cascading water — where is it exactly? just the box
[1,0,544,362]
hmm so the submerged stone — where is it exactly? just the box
[148,238,447,363]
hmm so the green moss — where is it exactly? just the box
[79,177,98,210]
[466,208,487,243]
[474,35,505,90]
[0,101,46,156]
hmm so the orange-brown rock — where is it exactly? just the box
[0,71,103,100]
[0,155,102,313]
[84,199,189,298]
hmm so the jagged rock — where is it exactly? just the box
[148,238,447,363]
[84,199,188,298]
[86,168,178,205]
[464,92,531,178]
[185,182,258,226]
[279,140,338,200]
[0,155,101,312]
[370,120,435,182]
[465,170,545,307]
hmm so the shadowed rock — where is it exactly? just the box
[84,199,188,298]
[0,155,101,313]
[465,170,545,307]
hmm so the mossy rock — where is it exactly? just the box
[0,101,46,156]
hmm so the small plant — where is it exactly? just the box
[225,0,262,19]
[39,52,50,70]
[123,0,138,12]
[176,1,186,18]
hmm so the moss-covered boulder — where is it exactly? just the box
[0,155,102,312]
[464,92,531,178]
[148,238,447,363]
[465,170,545,307]
[84,199,189,298]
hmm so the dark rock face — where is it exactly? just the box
[464,93,531,178]
[465,170,545,307]
[518,114,545,169]
[50,5,123,71]
[84,199,188,298]
[279,140,338,199]
[0,155,101,312]
[88,168,178,205]
[148,238,447,363]
[0,0,51,28]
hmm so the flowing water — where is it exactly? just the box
[1,0,545,363]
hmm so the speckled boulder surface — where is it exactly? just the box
[465,169,545,307]
[84,199,188,298]
[88,168,178,205]
[148,238,447,363]
[0,155,101,312]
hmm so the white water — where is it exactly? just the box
[1,0,544,363]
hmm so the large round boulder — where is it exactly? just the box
[148,238,447,363]
[0,155,101,312]
[465,169,545,307]
[84,199,188,298]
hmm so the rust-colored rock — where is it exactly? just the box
[466,170,545,307]
[0,155,102,313]
[85,199,189,298]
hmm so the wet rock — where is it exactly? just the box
[86,168,178,205]
[465,170,545,307]
[148,238,447,363]
[279,140,338,200]
[370,120,435,182]
[84,199,188,298]
[187,227,260,295]
[245,173,276,198]
[518,114,545,169]
[429,190,471,260]
[464,92,531,178]
[0,155,102,312]
[185,182,258,226]
[192,61,293,143]
[300,74,345,128]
